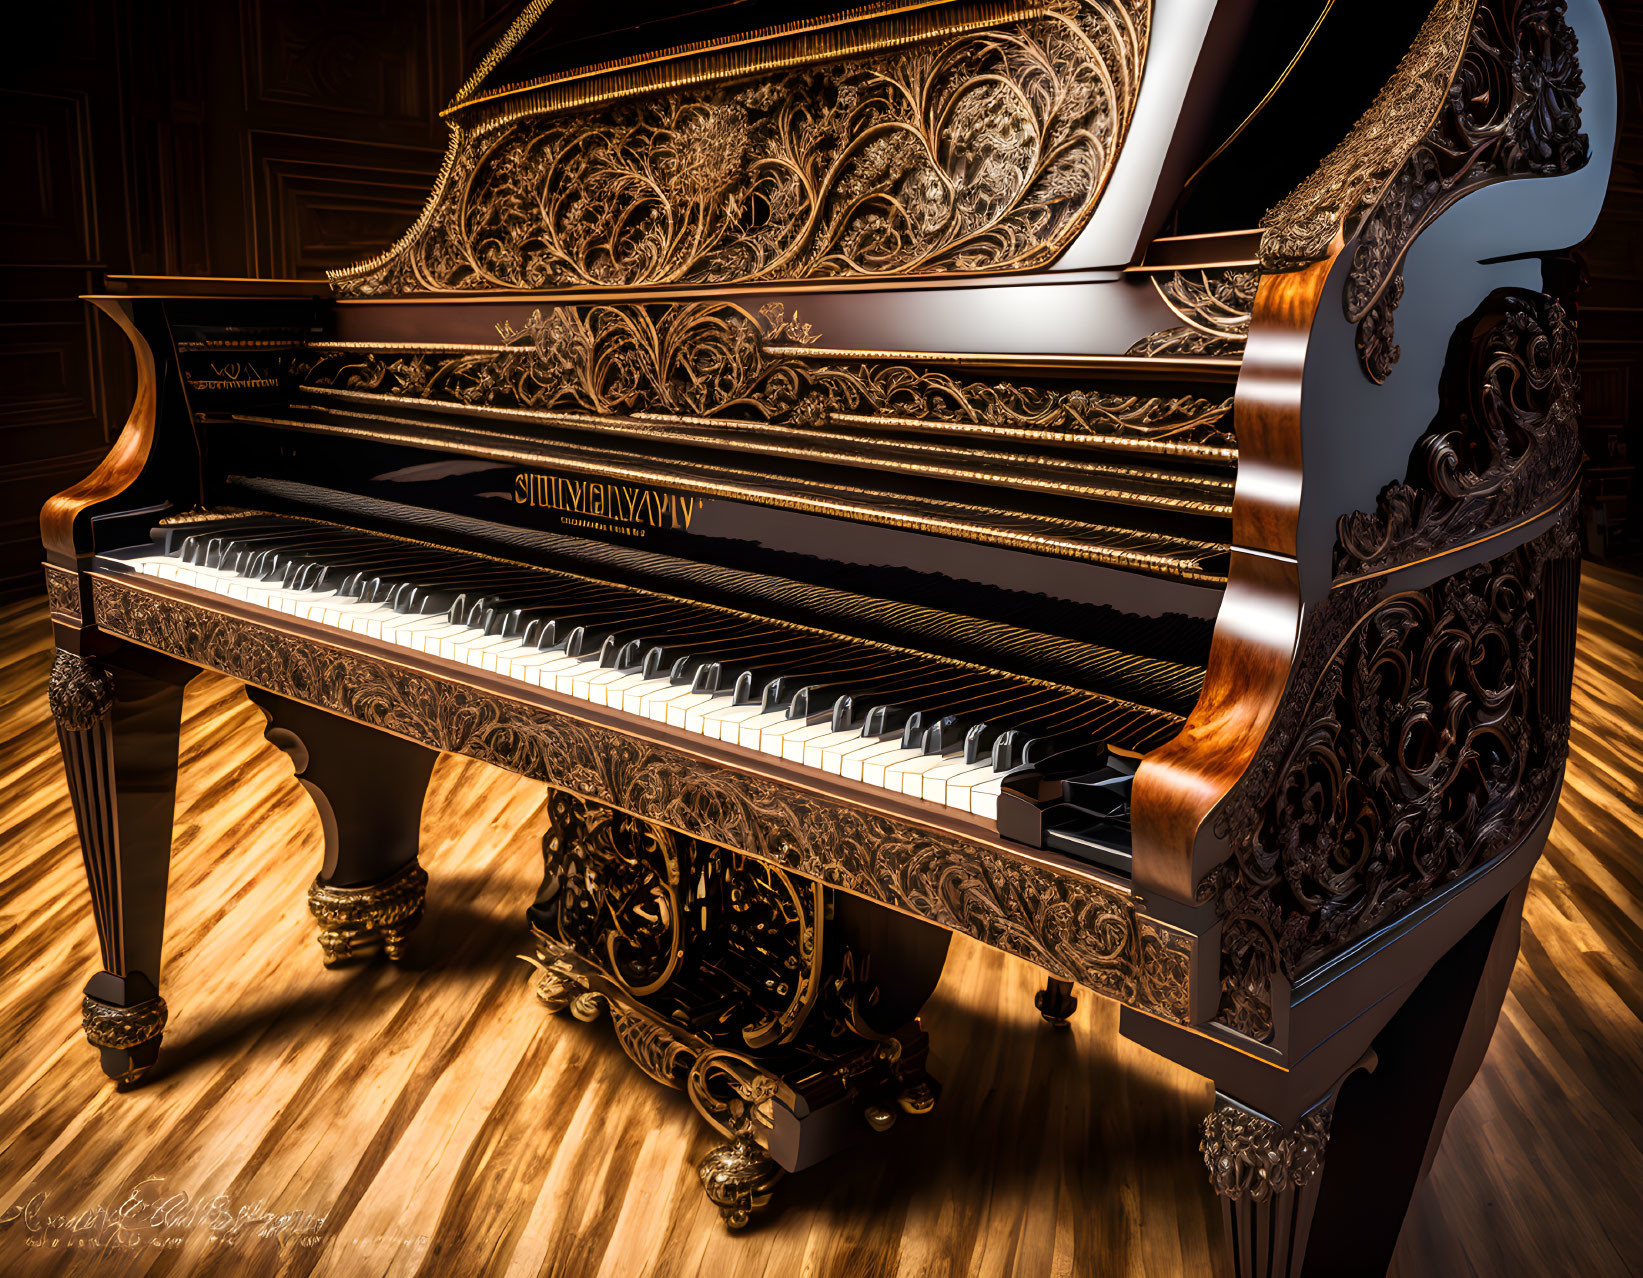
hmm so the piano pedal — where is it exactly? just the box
[1034,977,1078,1029]
[524,787,947,1230]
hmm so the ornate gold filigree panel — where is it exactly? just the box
[527,786,941,1222]
[1127,268,1258,358]
[532,788,825,1046]
[87,575,1191,1023]
[296,301,1235,450]
[331,1,1151,296]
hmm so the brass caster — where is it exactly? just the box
[698,1126,783,1229]
[864,1103,898,1132]
[82,995,168,1088]
[1035,977,1078,1028]
[317,930,353,967]
[307,862,428,967]
[896,1077,938,1115]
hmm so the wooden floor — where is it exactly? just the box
[0,566,1639,1278]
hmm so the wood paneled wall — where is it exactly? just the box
[0,0,516,601]
[1579,3,1643,561]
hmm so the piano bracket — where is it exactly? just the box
[244,686,440,967]
[525,787,948,1227]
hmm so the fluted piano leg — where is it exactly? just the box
[245,689,438,966]
[1202,884,1528,1277]
[50,647,197,1086]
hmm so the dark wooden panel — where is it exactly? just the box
[0,90,95,264]
[1575,4,1643,560]
[241,0,444,146]
[247,131,446,277]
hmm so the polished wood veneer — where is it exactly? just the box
[1,564,1639,1277]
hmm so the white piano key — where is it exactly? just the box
[519,654,587,687]
[730,709,790,750]
[757,717,819,757]
[684,695,746,734]
[626,682,694,717]
[942,764,1003,814]
[408,622,468,653]
[970,776,1008,821]
[840,739,907,781]
[780,721,838,763]
[885,751,961,795]
[820,733,895,776]
[919,759,991,806]
[686,700,751,738]
[571,666,631,703]
[802,728,869,770]
[860,746,924,787]
[596,672,653,707]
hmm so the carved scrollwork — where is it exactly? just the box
[1135,917,1193,1024]
[89,575,1184,1021]
[1201,1097,1332,1203]
[296,300,1235,450]
[48,651,115,732]
[43,565,81,621]
[1342,0,1587,381]
[1259,0,1477,271]
[1260,0,1588,356]
[1338,289,1580,578]
[532,787,823,1045]
[1127,267,1259,358]
[82,996,168,1051]
[1209,510,1577,1041]
[332,3,1150,297]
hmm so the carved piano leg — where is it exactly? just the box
[527,787,950,1228]
[1202,885,1529,1278]
[50,647,197,1086]
[244,689,438,966]
[1034,977,1078,1028]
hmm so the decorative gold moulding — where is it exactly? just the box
[306,861,429,966]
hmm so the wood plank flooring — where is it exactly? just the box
[0,566,1639,1278]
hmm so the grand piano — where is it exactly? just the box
[40,1,1614,1273]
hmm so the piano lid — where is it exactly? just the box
[331,0,1170,298]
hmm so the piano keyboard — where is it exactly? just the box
[109,516,1176,828]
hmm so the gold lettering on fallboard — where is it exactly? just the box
[513,471,701,532]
